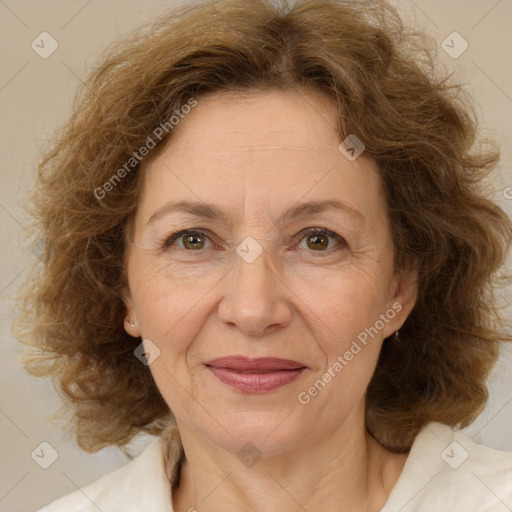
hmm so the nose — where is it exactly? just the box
[217,241,292,337]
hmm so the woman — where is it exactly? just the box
[13,0,512,510]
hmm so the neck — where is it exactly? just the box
[171,411,408,512]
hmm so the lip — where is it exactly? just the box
[204,356,308,393]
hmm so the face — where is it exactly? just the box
[123,88,417,456]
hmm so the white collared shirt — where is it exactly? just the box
[38,422,512,511]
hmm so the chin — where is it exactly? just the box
[196,409,310,459]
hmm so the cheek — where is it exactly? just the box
[297,284,387,412]
[302,269,389,346]
[296,272,391,404]
[130,256,222,338]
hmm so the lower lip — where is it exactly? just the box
[206,366,306,393]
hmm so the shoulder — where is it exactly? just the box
[382,422,512,512]
[37,427,182,512]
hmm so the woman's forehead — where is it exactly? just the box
[165,88,341,150]
[137,88,383,222]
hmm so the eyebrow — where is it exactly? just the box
[147,199,365,227]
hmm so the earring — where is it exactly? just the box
[393,331,400,342]
[128,320,136,326]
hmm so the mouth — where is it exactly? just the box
[204,356,308,393]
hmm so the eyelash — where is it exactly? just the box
[161,227,347,255]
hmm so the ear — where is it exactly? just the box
[381,262,418,339]
[122,285,141,338]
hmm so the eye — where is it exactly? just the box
[162,230,213,251]
[162,227,347,254]
[296,228,346,254]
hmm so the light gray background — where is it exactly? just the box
[1,1,511,511]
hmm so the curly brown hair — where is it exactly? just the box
[12,0,512,453]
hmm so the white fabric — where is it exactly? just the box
[382,422,512,511]
[38,422,512,511]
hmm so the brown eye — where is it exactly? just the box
[182,232,206,250]
[163,230,211,251]
[306,232,330,250]
[297,228,346,253]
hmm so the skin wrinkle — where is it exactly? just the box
[123,88,418,512]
